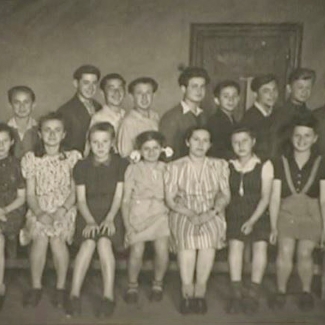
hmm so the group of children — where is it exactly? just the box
[0,65,324,319]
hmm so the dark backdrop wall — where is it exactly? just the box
[0,0,324,121]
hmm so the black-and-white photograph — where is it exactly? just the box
[0,1,324,324]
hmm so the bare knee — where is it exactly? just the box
[31,236,49,253]
[253,242,267,260]
[81,239,96,251]
[154,238,169,256]
[130,242,145,260]
[297,247,314,262]
[97,238,115,266]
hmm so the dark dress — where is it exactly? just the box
[73,154,128,247]
[226,160,270,242]
[206,108,236,159]
[0,156,26,236]
[159,103,208,160]
[273,153,325,241]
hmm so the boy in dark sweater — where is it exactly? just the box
[241,74,279,160]
[271,68,315,157]
[207,80,240,159]
[159,67,210,159]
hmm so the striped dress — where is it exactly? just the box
[164,156,229,251]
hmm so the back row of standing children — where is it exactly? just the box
[0,65,324,318]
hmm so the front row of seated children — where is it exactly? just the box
[0,111,324,317]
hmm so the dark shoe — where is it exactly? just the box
[23,288,42,307]
[124,289,138,304]
[0,294,5,311]
[52,289,66,308]
[150,280,163,302]
[242,296,259,315]
[298,292,314,312]
[192,298,207,314]
[150,289,163,302]
[65,296,81,317]
[268,292,286,310]
[226,297,243,314]
[179,297,192,315]
[97,298,115,318]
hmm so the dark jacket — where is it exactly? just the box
[241,105,276,160]
[313,105,325,155]
[57,95,101,153]
[206,108,236,159]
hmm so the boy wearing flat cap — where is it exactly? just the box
[241,74,279,159]
[159,67,210,159]
[57,64,102,154]
[117,77,160,158]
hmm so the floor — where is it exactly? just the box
[1,269,325,325]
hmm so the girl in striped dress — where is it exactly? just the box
[226,127,273,315]
[165,127,230,315]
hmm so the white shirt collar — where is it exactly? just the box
[8,117,38,140]
[102,104,125,117]
[8,117,37,130]
[254,101,273,117]
[229,154,261,174]
[181,101,203,116]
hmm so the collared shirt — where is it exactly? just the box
[181,101,203,116]
[254,101,273,117]
[7,117,38,159]
[78,94,96,116]
[8,117,37,140]
[89,105,126,132]
[273,152,325,198]
[117,108,159,158]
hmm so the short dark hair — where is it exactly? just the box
[288,68,316,85]
[213,80,240,98]
[251,74,278,92]
[231,125,256,139]
[100,73,126,91]
[128,77,158,94]
[73,65,101,81]
[0,123,15,156]
[8,85,36,103]
[178,67,210,87]
[291,114,318,133]
[35,111,67,158]
[185,126,211,143]
[88,122,116,141]
[136,131,165,150]
[0,123,15,141]
[281,113,319,156]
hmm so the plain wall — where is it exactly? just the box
[0,0,324,121]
